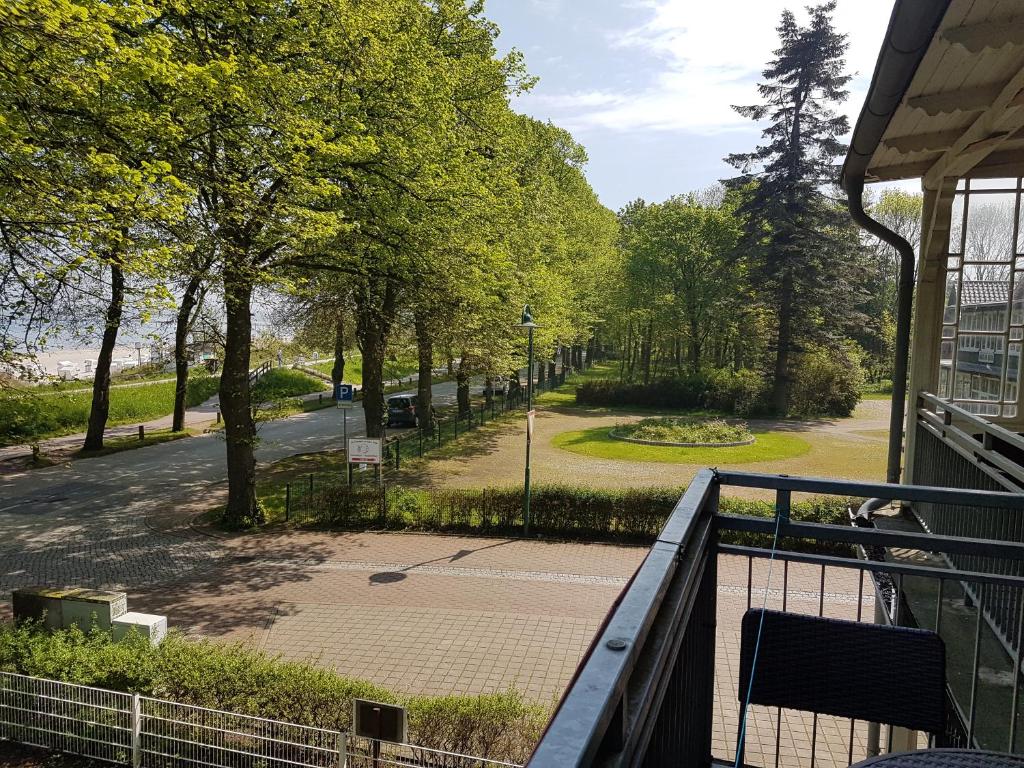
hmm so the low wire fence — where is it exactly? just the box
[0,671,519,768]
[379,370,566,473]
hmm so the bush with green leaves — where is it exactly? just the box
[574,368,769,416]
[277,481,854,554]
[251,368,325,403]
[614,416,752,444]
[0,623,547,764]
[788,343,864,418]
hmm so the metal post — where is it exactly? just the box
[285,484,291,521]
[524,325,534,536]
[343,409,347,446]
[309,473,314,493]
[395,439,401,471]
[335,732,346,768]
[138,425,144,441]
[131,693,141,768]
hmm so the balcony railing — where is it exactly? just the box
[527,469,1024,767]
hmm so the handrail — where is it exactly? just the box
[528,469,1024,767]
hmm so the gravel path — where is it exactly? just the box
[411,400,892,497]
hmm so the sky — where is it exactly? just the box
[485,0,904,212]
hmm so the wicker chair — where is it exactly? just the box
[737,609,947,764]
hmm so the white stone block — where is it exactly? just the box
[60,589,128,631]
[112,612,167,645]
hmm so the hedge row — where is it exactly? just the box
[0,623,547,764]
[274,482,854,555]
[575,368,767,415]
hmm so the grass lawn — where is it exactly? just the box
[0,374,220,447]
[308,352,420,386]
[551,425,811,464]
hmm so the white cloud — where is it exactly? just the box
[529,0,895,135]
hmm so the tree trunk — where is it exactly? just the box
[415,312,433,432]
[83,261,125,451]
[172,275,204,432]
[537,355,546,387]
[547,360,556,383]
[220,267,259,527]
[771,268,795,415]
[688,318,701,372]
[641,320,653,385]
[456,360,470,415]
[331,313,346,392]
[355,282,396,439]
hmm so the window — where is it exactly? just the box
[938,178,1024,418]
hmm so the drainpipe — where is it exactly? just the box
[844,175,916,485]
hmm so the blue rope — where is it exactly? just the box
[733,509,784,768]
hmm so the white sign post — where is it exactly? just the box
[348,438,382,464]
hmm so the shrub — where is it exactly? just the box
[788,343,864,418]
[278,481,855,554]
[0,623,547,763]
[614,416,752,444]
[574,368,769,416]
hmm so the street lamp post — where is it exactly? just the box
[515,305,539,536]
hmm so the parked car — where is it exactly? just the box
[386,394,418,427]
[484,376,509,399]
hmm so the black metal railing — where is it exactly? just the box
[914,393,1024,663]
[528,470,1024,767]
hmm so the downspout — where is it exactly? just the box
[844,175,916,485]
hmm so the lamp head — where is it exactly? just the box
[516,305,539,328]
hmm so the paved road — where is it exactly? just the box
[0,376,480,597]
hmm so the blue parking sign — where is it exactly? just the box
[335,383,354,405]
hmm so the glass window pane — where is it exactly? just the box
[1014,272,1024,325]
[1007,342,1021,402]
[955,334,1005,396]
[964,193,1016,262]
[1011,327,1023,341]
[950,194,964,254]
[942,325,956,339]
[944,272,959,324]
[960,264,1010,331]
[947,256,960,271]
[965,178,1018,191]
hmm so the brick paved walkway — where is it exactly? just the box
[0,477,888,766]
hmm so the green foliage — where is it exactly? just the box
[788,343,864,418]
[553,427,810,466]
[0,374,218,446]
[0,623,546,763]
[575,369,768,416]
[251,369,325,403]
[615,417,752,444]
[269,482,846,550]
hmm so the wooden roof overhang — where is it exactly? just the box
[842,0,1024,190]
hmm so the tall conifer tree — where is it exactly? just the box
[726,1,857,415]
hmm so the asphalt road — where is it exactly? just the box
[0,377,487,597]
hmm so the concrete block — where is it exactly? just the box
[112,612,167,646]
[12,587,70,629]
[59,589,128,631]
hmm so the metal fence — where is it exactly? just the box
[529,470,1024,767]
[914,392,1024,658]
[0,672,518,768]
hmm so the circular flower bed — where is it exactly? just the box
[609,416,755,447]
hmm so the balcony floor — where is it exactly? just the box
[714,554,883,767]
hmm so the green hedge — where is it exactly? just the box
[0,623,547,764]
[272,482,854,555]
[575,368,767,416]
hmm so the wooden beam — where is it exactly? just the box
[908,85,1004,116]
[943,19,1024,53]
[867,159,938,181]
[882,130,965,154]
[966,147,1024,177]
[924,67,1024,187]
